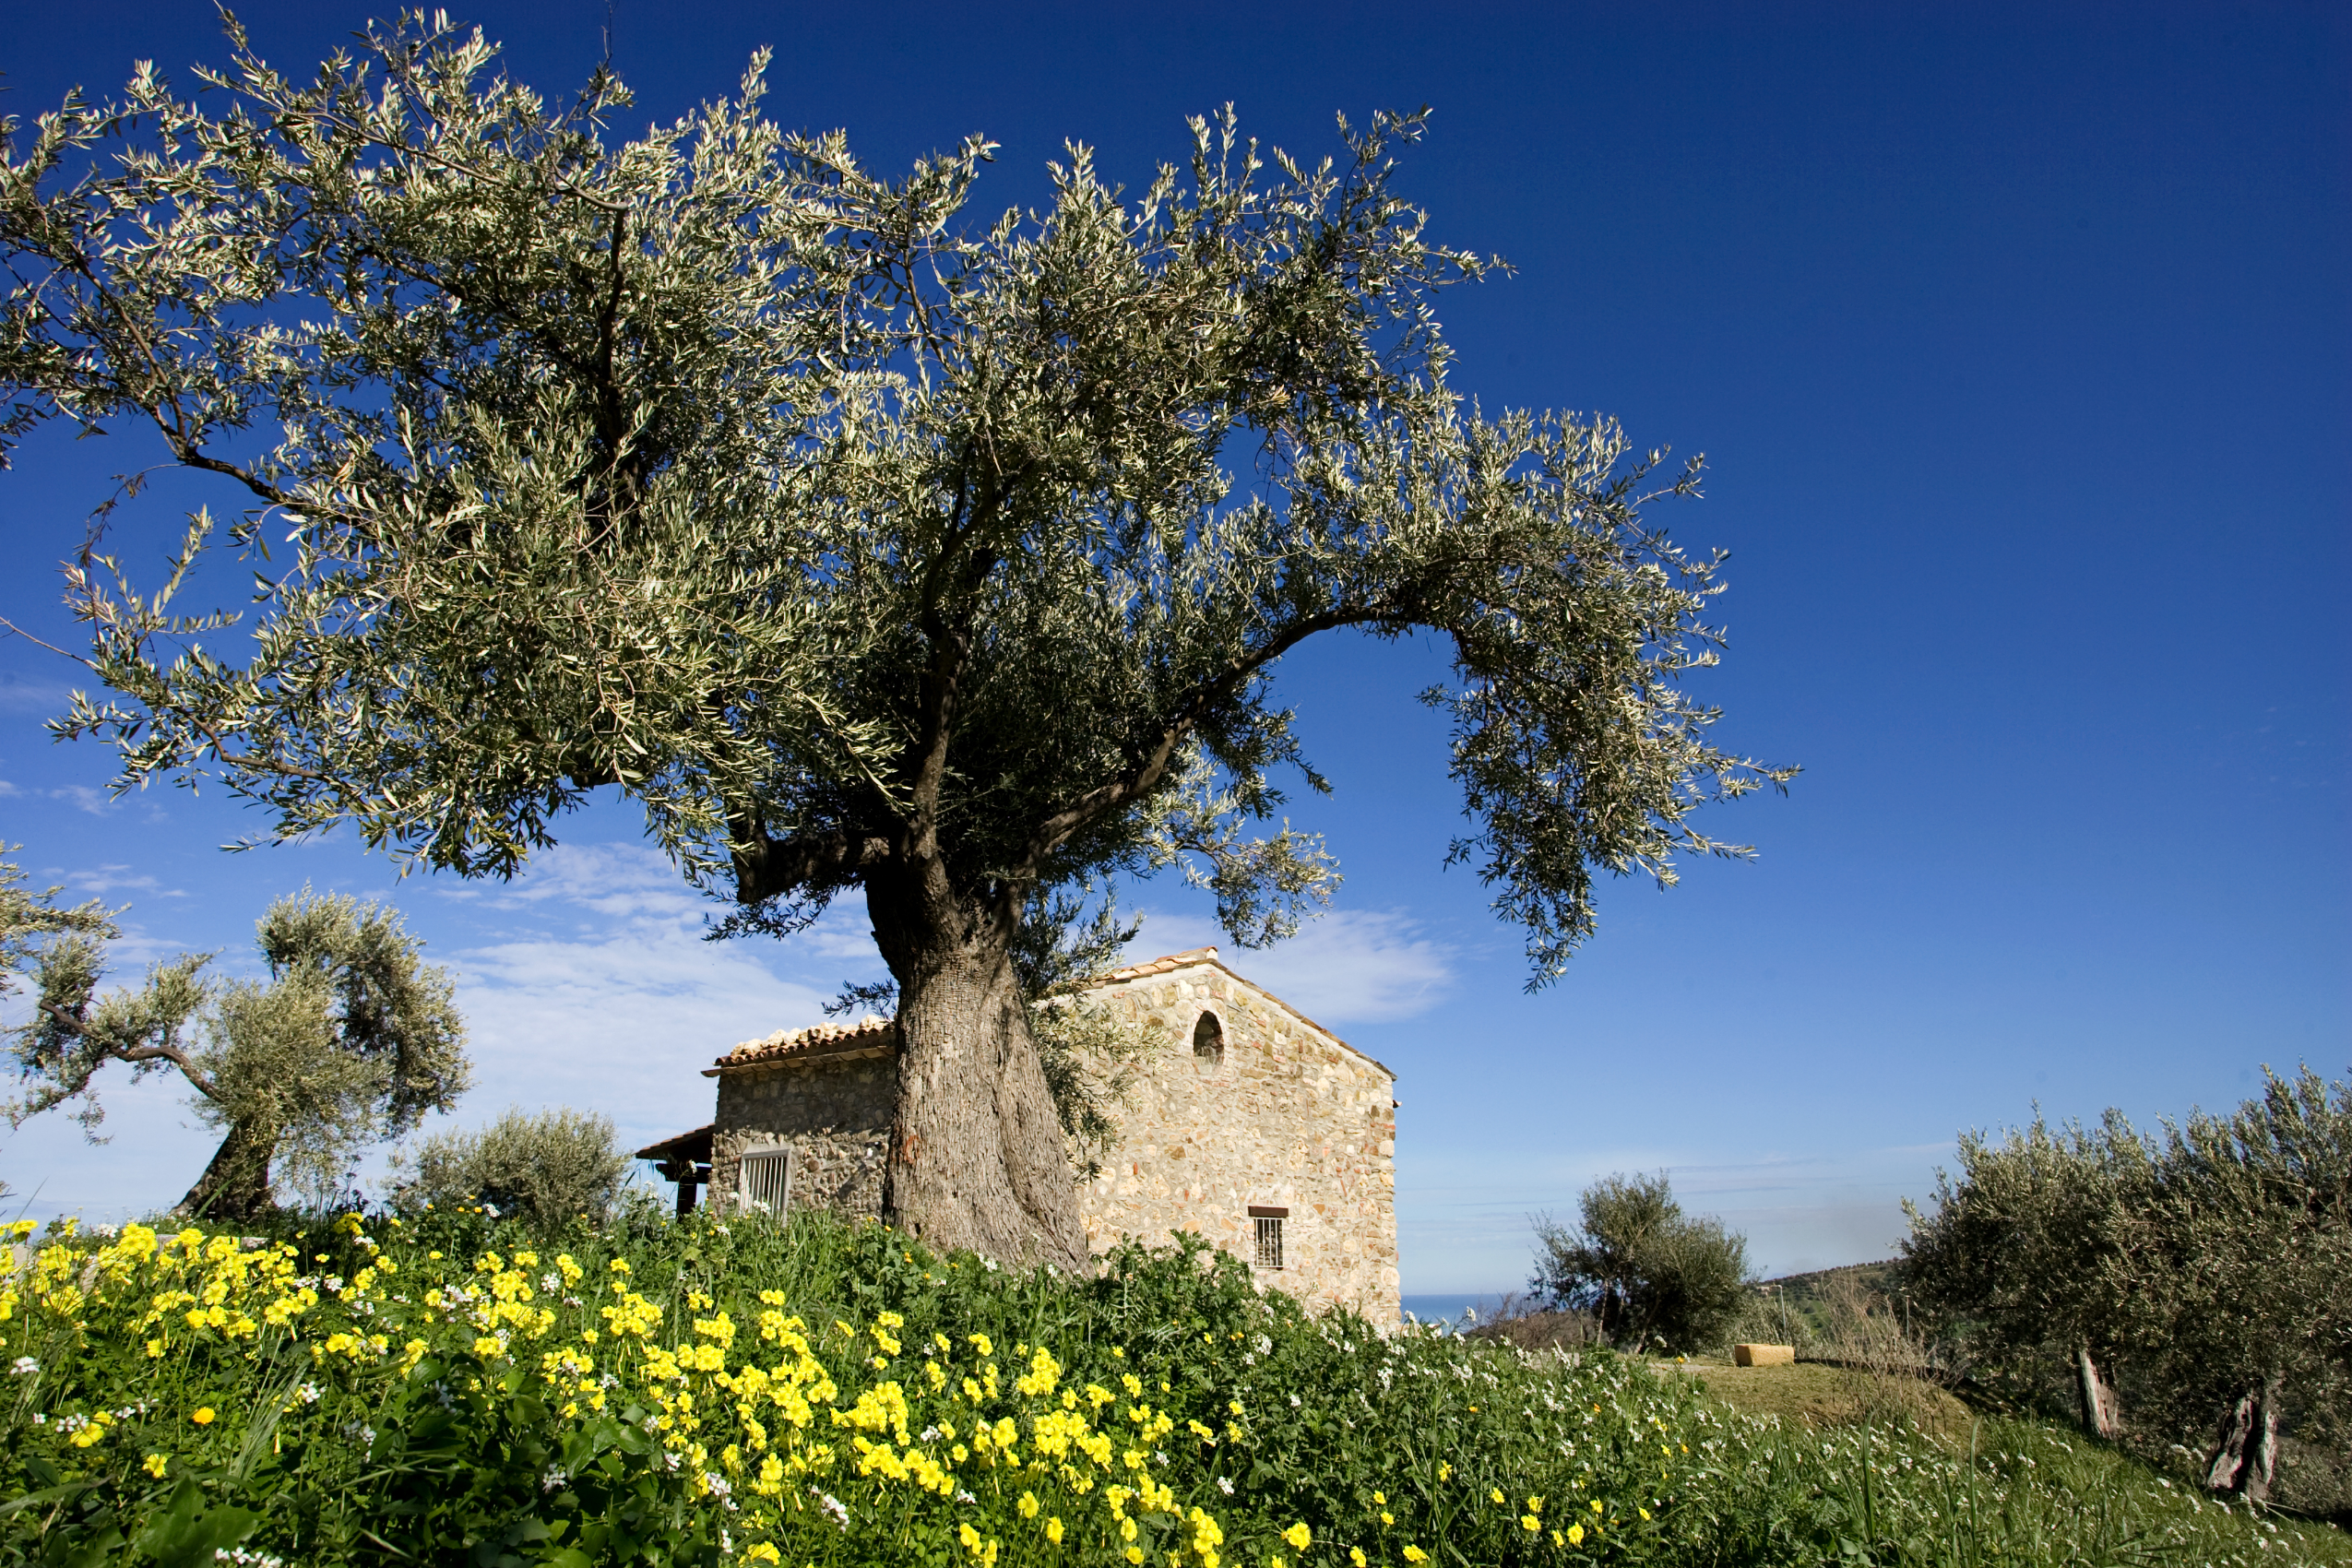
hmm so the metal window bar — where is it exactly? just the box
[738,1150,791,1217]
[1253,1215,1284,1270]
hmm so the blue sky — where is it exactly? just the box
[1,1,2344,1290]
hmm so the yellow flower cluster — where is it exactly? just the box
[6,1219,1288,1567]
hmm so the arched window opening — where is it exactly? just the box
[1192,1011,1224,1073]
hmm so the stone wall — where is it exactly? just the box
[1073,954,1399,1322]
[710,1049,894,1220]
[689,952,1400,1323]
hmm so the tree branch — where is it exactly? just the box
[37,1000,221,1103]
[731,826,893,906]
[1009,605,1382,884]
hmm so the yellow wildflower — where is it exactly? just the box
[1567,1524,1586,1546]
[1403,1550,1430,1564]
[1046,1518,1064,1544]
[1282,1523,1311,1550]
[142,1454,169,1478]
[191,1408,216,1426]
[1351,1550,1367,1567]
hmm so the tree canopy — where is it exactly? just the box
[0,16,1790,1262]
[1530,1171,1753,1353]
[1900,1068,2352,1504]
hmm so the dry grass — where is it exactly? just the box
[1660,1354,1979,1434]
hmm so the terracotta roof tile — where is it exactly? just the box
[1094,945,1220,983]
[635,1123,713,1161]
[706,1016,897,1075]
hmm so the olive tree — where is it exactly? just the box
[1531,1171,1753,1352]
[1898,1110,2155,1439]
[394,1105,629,1226]
[1902,1069,2351,1503]
[0,17,1790,1267]
[5,880,469,1218]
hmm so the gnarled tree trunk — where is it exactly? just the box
[174,1121,276,1223]
[869,876,1089,1273]
[2204,1372,2284,1502]
[2074,1344,2121,1440]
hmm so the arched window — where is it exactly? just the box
[1192,1010,1224,1073]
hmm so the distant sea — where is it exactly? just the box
[1398,1293,1513,1327]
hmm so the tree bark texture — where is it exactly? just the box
[174,1122,276,1222]
[2074,1345,2121,1441]
[2204,1372,2284,1502]
[870,885,1089,1273]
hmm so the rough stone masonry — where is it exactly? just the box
[644,947,1399,1322]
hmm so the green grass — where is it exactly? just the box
[2,1205,2343,1567]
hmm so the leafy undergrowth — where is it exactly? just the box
[2,1206,2344,1567]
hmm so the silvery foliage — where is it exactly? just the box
[1903,1069,2350,1487]
[4,879,469,1203]
[392,1104,630,1225]
[0,13,1791,977]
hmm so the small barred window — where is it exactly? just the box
[738,1149,791,1216]
[1249,1206,1288,1270]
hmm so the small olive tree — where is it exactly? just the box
[1531,1171,1752,1352]
[5,882,469,1218]
[394,1106,628,1226]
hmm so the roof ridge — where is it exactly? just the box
[715,1013,895,1067]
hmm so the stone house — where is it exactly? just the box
[636,947,1399,1319]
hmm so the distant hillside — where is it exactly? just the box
[1752,1260,1908,1346]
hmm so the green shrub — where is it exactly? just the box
[1531,1172,1753,1353]
[395,1104,629,1225]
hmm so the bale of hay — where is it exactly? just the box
[1733,1343,1796,1367]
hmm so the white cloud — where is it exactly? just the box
[434,841,852,1152]
[1129,907,1455,1025]
[477,840,707,921]
[0,676,74,714]
[451,928,837,1153]
[0,779,20,797]
[65,865,174,897]
[49,786,117,816]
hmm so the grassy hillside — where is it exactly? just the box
[1,1206,2342,1567]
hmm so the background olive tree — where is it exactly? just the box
[5,876,469,1218]
[0,16,1789,1266]
[1530,1171,1753,1353]
[392,1105,629,1226]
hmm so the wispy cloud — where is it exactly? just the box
[65,865,176,897]
[1131,907,1455,1025]
[49,785,118,816]
[0,675,75,714]
[420,841,854,1148]
[452,922,837,1152]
